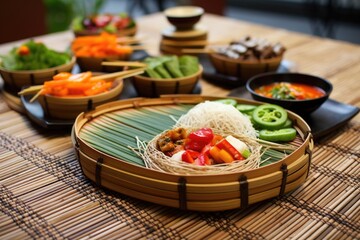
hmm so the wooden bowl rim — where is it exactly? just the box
[42,78,124,101]
[134,65,203,82]
[210,52,283,65]
[0,56,76,74]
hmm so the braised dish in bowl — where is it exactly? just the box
[246,72,333,115]
[209,36,285,84]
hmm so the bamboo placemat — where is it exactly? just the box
[0,107,359,239]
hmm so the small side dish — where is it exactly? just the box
[72,13,136,36]
[0,40,71,71]
[246,72,333,114]
[255,82,326,100]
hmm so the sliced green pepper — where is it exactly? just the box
[252,104,287,130]
[259,128,297,142]
[214,98,237,106]
[236,104,257,113]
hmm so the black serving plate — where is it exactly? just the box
[20,80,202,129]
[199,54,296,88]
[228,87,359,140]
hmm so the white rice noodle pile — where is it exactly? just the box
[175,101,257,138]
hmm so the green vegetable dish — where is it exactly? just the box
[142,55,199,79]
[215,99,297,142]
[0,40,71,71]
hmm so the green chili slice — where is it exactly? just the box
[259,128,297,142]
[252,104,287,130]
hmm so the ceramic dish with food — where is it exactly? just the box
[132,55,202,97]
[209,36,286,84]
[0,40,75,92]
[246,72,333,115]
[72,13,137,37]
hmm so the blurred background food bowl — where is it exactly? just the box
[73,25,137,37]
[0,56,76,92]
[76,55,131,72]
[209,53,282,85]
[246,72,333,115]
[132,65,203,97]
[37,77,124,120]
[164,6,204,30]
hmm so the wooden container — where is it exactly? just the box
[74,25,137,38]
[72,95,313,211]
[38,78,124,120]
[209,53,282,84]
[132,65,202,97]
[76,55,131,72]
[0,56,76,92]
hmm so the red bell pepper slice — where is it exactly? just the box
[181,150,200,164]
[188,128,214,143]
[216,139,244,160]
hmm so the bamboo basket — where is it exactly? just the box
[72,95,313,211]
[209,53,282,84]
[38,78,124,120]
[0,56,76,92]
[132,65,203,97]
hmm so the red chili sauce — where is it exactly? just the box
[255,82,326,100]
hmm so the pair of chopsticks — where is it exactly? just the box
[18,68,146,103]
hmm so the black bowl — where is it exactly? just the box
[246,72,333,115]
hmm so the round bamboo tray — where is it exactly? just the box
[72,95,313,211]
[132,65,203,97]
[209,53,282,84]
[0,56,76,92]
[38,78,124,120]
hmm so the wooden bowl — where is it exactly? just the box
[209,53,282,85]
[76,55,131,72]
[132,65,203,97]
[37,78,124,120]
[164,6,204,30]
[73,25,137,38]
[246,72,333,115]
[72,95,313,211]
[0,56,76,92]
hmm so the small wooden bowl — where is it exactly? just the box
[73,25,137,38]
[164,6,204,30]
[0,56,76,92]
[37,78,124,120]
[76,55,131,72]
[209,53,282,85]
[132,65,203,97]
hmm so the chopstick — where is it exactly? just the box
[101,61,147,68]
[18,68,146,102]
[181,48,215,54]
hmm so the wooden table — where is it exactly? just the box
[0,13,359,239]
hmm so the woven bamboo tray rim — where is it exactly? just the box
[76,149,309,211]
[77,147,309,195]
[72,95,312,211]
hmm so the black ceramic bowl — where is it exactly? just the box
[164,6,204,30]
[246,72,333,115]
